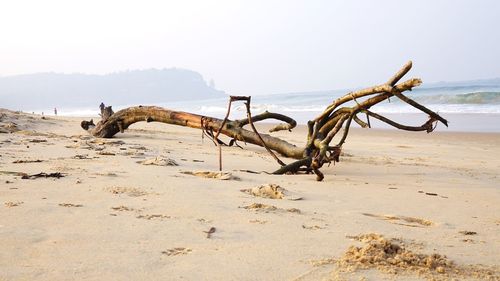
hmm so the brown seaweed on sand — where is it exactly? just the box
[21,172,65,179]
[12,159,44,163]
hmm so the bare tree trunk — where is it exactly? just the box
[81,61,448,181]
[83,105,304,159]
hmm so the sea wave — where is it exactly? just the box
[49,90,500,118]
[192,100,500,115]
[406,92,500,105]
[195,104,326,114]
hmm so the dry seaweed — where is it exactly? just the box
[12,159,44,163]
[21,172,65,179]
[459,230,477,235]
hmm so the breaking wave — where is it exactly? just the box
[406,92,500,105]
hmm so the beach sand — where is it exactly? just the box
[1,109,499,280]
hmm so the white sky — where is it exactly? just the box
[0,0,499,94]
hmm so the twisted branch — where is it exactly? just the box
[273,61,447,180]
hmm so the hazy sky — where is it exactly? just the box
[1,0,499,94]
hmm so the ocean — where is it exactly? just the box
[50,84,500,133]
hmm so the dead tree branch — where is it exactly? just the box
[81,61,448,181]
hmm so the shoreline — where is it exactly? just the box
[10,108,500,133]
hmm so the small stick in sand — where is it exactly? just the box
[204,227,216,238]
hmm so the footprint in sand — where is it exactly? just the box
[240,184,303,200]
[162,247,192,256]
[362,213,433,227]
[4,201,23,207]
[249,219,268,224]
[137,156,178,166]
[106,186,149,197]
[241,203,301,214]
[111,205,136,212]
[73,154,93,160]
[302,224,326,230]
[95,172,119,177]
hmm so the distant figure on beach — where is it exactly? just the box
[54,108,57,116]
[99,102,105,116]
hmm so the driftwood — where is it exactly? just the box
[81,61,448,181]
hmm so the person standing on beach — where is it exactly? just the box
[54,108,57,116]
[99,102,105,116]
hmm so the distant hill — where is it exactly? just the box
[0,68,225,111]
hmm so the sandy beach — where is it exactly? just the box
[1,109,499,280]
